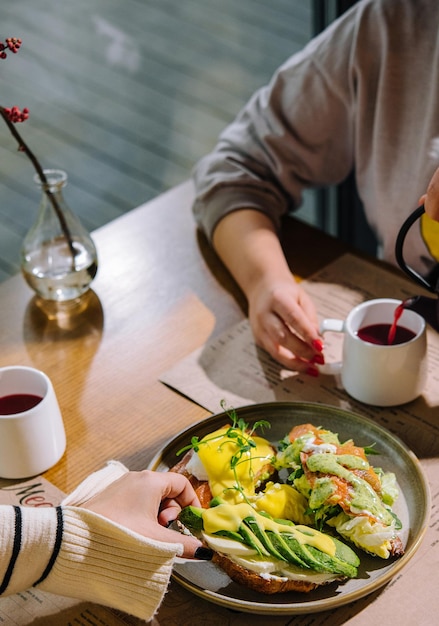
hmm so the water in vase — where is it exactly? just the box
[22,238,98,301]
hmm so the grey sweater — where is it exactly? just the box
[192,0,439,277]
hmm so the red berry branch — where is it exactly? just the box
[0,37,22,58]
[0,37,76,262]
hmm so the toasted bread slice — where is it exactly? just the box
[212,552,342,594]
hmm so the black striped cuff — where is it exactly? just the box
[33,506,64,587]
[0,506,22,595]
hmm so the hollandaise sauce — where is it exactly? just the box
[178,501,360,580]
[202,502,337,556]
[195,425,274,504]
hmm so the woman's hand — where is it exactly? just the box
[247,273,323,374]
[213,209,324,373]
[420,166,439,220]
[81,470,207,559]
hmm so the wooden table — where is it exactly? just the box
[3,180,410,625]
[0,179,348,493]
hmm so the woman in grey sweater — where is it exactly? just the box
[192,0,439,374]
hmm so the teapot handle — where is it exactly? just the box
[395,204,436,293]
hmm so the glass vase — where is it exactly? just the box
[20,169,98,302]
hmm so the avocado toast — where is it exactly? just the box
[172,411,363,594]
[177,500,360,593]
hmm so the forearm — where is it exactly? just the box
[212,209,295,299]
[212,209,322,368]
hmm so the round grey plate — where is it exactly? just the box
[148,401,430,615]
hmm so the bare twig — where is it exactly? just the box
[0,106,77,263]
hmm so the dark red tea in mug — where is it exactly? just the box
[0,394,43,415]
[357,323,416,346]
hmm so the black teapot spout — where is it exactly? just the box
[403,295,439,331]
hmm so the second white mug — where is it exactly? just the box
[0,366,66,479]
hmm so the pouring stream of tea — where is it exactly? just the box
[387,301,406,345]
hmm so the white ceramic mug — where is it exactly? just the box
[0,366,66,478]
[319,298,427,406]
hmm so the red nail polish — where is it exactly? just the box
[311,353,325,365]
[306,366,319,377]
[312,339,324,352]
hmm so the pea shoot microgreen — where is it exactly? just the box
[363,443,379,455]
[176,401,272,502]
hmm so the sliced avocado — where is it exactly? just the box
[178,504,358,578]
[276,529,359,577]
[238,523,271,557]
[332,536,361,568]
[209,496,226,507]
[243,516,287,562]
[277,533,330,572]
[213,529,245,543]
[267,531,311,568]
[306,544,358,578]
[178,505,204,531]
[278,532,357,575]
[272,517,295,527]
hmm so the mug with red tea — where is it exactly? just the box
[0,366,66,478]
[318,298,427,406]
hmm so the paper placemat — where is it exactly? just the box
[157,252,439,624]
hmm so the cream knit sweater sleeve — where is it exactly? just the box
[0,462,184,621]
